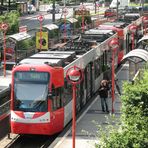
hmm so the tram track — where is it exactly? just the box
[5,134,58,148]
[1,90,98,148]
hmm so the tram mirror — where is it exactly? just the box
[48,92,53,99]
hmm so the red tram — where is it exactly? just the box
[10,32,118,135]
[97,17,143,64]
[10,16,143,135]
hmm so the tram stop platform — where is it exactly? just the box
[0,70,12,91]
[0,69,11,91]
[52,94,122,148]
[51,64,129,148]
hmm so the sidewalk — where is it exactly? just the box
[53,94,121,148]
[51,64,129,148]
[0,70,11,91]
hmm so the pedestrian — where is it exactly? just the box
[98,79,110,113]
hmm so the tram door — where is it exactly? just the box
[80,79,84,108]
[92,62,95,94]
[85,62,93,100]
[126,33,131,53]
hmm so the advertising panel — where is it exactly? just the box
[36,32,48,50]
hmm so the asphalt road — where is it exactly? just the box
[19,4,106,35]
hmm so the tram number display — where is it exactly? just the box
[15,72,49,82]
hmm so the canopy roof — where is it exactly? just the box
[43,24,59,30]
[9,32,31,41]
[121,49,148,64]
[138,35,148,43]
[67,18,78,23]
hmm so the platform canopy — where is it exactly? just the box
[121,49,148,64]
[66,18,78,23]
[138,35,148,44]
[43,24,59,30]
[9,32,31,42]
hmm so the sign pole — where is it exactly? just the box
[62,7,68,43]
[66,66,84,148]
[37,15,44,51]
[1,23,8,77]
[109,38,119,114]
[79,4,86,33]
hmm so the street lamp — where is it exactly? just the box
[1,23,8,77]
[66,65,83,148]
[109,38,119,114]
[96,2,100,20]
[62,7,68,43]
[79,4,86,33]
[37,15,44,51]
[129,25,137,50]
[142,16,148,35]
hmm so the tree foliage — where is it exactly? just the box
[0,11,19,35]
[95,70,148,148]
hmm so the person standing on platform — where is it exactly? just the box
[99,80,110,113]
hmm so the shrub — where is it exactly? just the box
[0,11,19,35]
[95,70,148,147]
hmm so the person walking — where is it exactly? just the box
[99,80,110,113]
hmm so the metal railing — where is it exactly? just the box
[0,88,10,119]
[0,100,10,118]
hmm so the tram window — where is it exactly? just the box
[94,58,101,79]
[118,39,123,51]
[52,87,63,111]
[84,68,87,89]
[63,80,72,106]
[101,53,109,71]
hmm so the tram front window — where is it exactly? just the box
[13,72,49,112]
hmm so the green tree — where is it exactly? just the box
[95,69,148,148]
[0,11,20,35]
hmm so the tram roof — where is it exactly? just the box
[43,24,59,30]
[9,32,31,41]
[97,26,121,31]
[19,58,63,66]
[84,29,115,35]
[121,49,148,63]
[29,53,73,59]
[38,51,76,58]
[124,13,140,17]
[39,51,75,54]
[101,21,126,28]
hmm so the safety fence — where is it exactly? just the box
[0,100,10,120]
[0,87,10,120]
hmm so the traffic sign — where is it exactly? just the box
[37,15,44,22]
[79,4,86,11]
[62,7,68,16]
[1,23,8,31]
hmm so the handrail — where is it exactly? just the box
[0,100,10,117]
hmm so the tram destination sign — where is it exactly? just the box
[15,71,49,82]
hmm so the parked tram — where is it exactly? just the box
[10,16,144,136]
[95,17,143,64]
[10,31,118,135]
